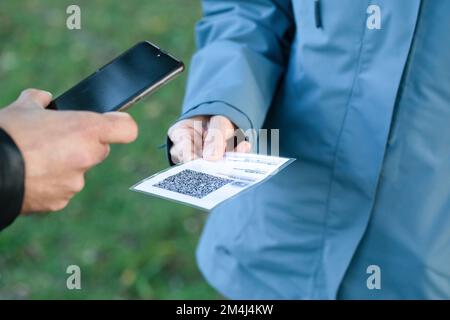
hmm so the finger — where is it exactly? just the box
[170,136,196,163]
[234,141,252,153]
[74,143,111,170]
[98,112,139,144]
[203,116,235,161]
[169,142,182,164]
[170,144,195,164]
[94,144,111,164]
[168,118,206,142]
[169,147,180,164]
[192,122,204,158]
[17,89,53,109]
[168,125,192,144]
[168,120,204,159]
[88,143,112,166]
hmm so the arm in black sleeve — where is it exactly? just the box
[0,128,25,231]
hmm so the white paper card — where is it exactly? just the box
[131,153,294,211]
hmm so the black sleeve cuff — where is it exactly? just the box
[0,128,25,231]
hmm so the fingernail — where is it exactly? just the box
[19,90,29,99]
[105,111,130,118]
[43,90,53,97]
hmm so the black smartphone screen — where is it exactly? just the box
[50,42,183,113]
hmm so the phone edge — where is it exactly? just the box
[118,62,185,112]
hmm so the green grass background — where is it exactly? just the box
[0,0,219,299]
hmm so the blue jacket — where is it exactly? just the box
[178,0,450,299]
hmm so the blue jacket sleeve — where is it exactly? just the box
[180,0,295,132]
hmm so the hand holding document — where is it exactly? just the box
[131,153,294,210]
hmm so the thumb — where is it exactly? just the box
[17,89,53,109]
[203,115,235,161]
[98,112,139,144]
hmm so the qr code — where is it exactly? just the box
[154,169,232,199]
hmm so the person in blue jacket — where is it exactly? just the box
[167,0,450,299]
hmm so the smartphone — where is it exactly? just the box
[49,41,184,113]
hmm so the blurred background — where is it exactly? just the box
[0,0,220,299]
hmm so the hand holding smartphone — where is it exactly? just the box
[49,41,184,113]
